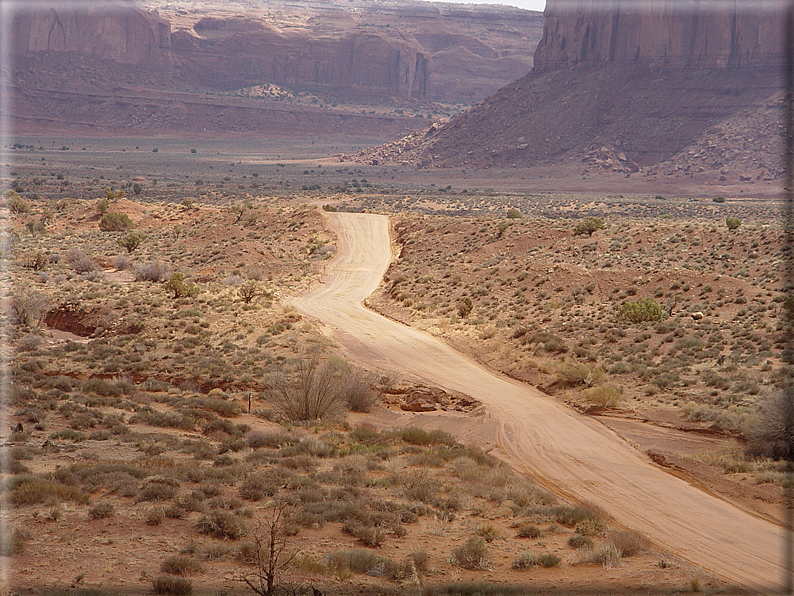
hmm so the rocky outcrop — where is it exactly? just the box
[534,0,785,71]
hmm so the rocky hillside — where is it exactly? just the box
[358,0,784,182]
[9,0,543,136]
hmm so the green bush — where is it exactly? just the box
[726,217,741,231]
[616,298,664,323]
[506,208,522,219]
[164,273,199,299]
[573,216,605,237]
[99,212,134,231]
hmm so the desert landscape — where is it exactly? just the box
[2,1,791,595]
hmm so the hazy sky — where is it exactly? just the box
[451,0,547,11]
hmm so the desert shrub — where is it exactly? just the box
[344,522,387,547]
[555,361,606,388]
[344,370,377,413]
[553,505,602,530]
[151,575,192,595]
[147,507,165,526]
[475,523,501,542]
[587,543,622,568]
[616,298,664,323]
[326,549,397,577]
[506,208,522,219]
[726,217,741,231]
[537,553,561,567]
[747,389,794,459]
[7,191,30,213]
[450,537,489,570]
[65,248,100,273]
[136,482,177,503]
[164,273,199,299]
[118,231,147,253]
[606,529,650,557]
[511,552,537,570]
[8,475,89,505]
[134,260,171,282]
[196,510,247,539]
[160,555,201,576]
[279,437,336,458]
[403,473,442,504]
[512,551,559,570]
[11,291,49,327]
[268,354,356,421]
[194,397,241,418]
[399,427,457,447]
[88,502,115,519]
[246,431,299,450]
[515,523,543,539]
[583,384,623,407]
[573,216,605,237]
[99,212,134,231]
[568,535,593,549]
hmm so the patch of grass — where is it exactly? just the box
[8,475,89,505]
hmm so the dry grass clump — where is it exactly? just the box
[511,552,561,570]
[606,529,651,557]
[7,475,90,505]
[88,502,115,519]
[450,537,489,570]
[152,574,193,595]
[196,510,247,540]
[160,555,202,576]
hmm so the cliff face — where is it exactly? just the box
[534,0,784,71]
[171,27,428,100]
[11,1,542,104]
[11,1,171,67]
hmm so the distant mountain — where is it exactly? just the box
[8,0,544,137]
[358,0,784,183]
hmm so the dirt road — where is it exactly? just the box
[291,212,784,594]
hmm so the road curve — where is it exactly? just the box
[291,212,783,594]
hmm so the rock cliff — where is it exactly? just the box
[11,1,171,67]
[10,0,542,104]
[534,0,784,71]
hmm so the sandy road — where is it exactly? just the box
[292,212,784,594]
